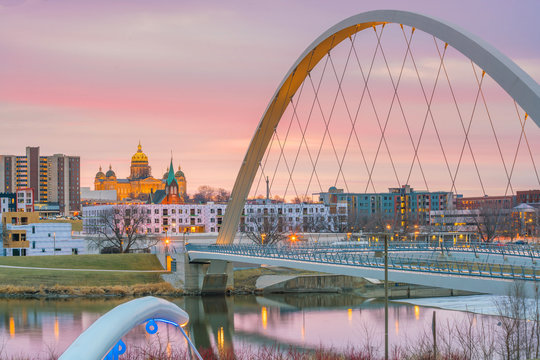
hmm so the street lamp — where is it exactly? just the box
[384,226,389,360]
[53,232,56,255]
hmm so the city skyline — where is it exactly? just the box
[1,0,540,195]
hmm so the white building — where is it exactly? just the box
[2,221,87,256]
[82,201,348,235]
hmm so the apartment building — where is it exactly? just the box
[0,147,80,214]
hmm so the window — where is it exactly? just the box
[197,209,201,214]
[154,209,159,214]
[154,218,159,223]
[154,228,159,233]
[179,219,183,223]
[197,218,201,223]
[172,209,176,214]
[147,209,151,214]
[32,241,35,249]
[147,219,151,224]
[163,209,168,216]
[211,209,215,214]
[211,218,215,223]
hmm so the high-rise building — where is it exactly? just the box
[0,147,80,215]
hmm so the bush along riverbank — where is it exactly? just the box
[0,283,183,298]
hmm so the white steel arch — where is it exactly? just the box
[217,9,540,245]
[59,297,190,360]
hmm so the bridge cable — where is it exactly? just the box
[505,108,529,196]
[267,52,323,203]
[304,42,352,197]
[402,32,448,191]
[399,30,453,193]
[433,40,486,196]
[328,31,376,193]
[349,26,399,194]
[513,101,540,186]
[471,63,514,195]
[265,63,316,201]
[268,81,313,201]
[322,39,364,193]
[250,55,300,200]
[282,47,332,201]
[449,62,488,197]
[363,24,404,191]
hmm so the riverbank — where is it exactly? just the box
[0,254,475,299]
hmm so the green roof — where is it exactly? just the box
[166,159,178,186]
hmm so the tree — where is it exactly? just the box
[191,185,230,203]
[241,212,289,245]
[90,205,158,253]
[474,204,507,243]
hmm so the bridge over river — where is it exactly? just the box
[186,242,540,297]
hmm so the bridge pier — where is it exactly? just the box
[184,254,234,294]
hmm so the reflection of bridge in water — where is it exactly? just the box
[183,294,374,354]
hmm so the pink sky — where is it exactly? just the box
[0,0,539,196]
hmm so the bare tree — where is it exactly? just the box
[215,188,231,202]
[90,205,158,253]
[474,204,507,243]
[302,215,333,233]
[241,212,289,246]
[191,185,230,203]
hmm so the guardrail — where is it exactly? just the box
[186,243,540,282]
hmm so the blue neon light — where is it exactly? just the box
[104,339,126,360]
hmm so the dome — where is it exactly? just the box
[106,165,116,178]
[95,166,105,179]
[163,168,169,179]
[175,165,185,178]
[131,142,148,164]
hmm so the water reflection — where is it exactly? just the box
[0,294,496,358]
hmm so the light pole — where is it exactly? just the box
[53,232,56,255]
[384,226,389,360]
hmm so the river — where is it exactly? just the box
[0,294,504,359]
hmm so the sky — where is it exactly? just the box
[0,0,539,196]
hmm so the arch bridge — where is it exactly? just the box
[187,9,540,295]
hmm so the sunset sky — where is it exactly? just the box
[1,0,539,196]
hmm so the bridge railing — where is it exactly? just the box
[186,243,540,282]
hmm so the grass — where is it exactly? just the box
[0,254,166,288]
[0,253,162,270]
[0,268,164,287]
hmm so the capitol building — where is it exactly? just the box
[94,142,186,202]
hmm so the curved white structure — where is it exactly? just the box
[59,296,190,360]
[217,9,540,245]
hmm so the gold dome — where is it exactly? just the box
[131,141,148,164]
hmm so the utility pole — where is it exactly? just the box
[266,176,270,203]
[432,310,437,359]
